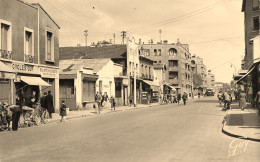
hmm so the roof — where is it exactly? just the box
[59,59,111,74]
[59,45,127,60]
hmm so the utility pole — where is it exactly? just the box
[121,31,126,44]
[159,29,162,43]
[84,30,88,46]
[113,33,116,44]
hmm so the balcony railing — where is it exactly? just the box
[0,50,12,60]
[24,54,35,63]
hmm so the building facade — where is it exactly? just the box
[0,0,59,110]
[141,39,193,96]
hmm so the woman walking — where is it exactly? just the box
[239,91,247,111]
[59,100,67,122]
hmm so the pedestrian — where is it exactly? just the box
[102,92,109,108]
[40,92,47,110]
[239,90,247,111]
[59,100,67,122]
[110,96,116,110]
[129,95,133,107]
[182,92,188,105]
[254,90,260,115]
[198,92,200,99]
[147,94,151,105]
[177,93,182,106]
[10,92,23,131]
[160,93,164,105]
[223,92,231,110]
[45,91,54,118]
[217,91,222,106]
[96,92,102,113]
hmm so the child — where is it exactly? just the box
[110,96,116,110]
[59,100,67,122]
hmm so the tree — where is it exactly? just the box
[193,73,203,88]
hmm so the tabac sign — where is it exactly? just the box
[39,67,59,79]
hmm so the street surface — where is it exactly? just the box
[0,96,259,162]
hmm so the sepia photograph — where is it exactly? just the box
[0,0,260,161]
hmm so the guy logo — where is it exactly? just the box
[228,137,249,158]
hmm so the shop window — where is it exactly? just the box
[253,17,259,31]
[46,31,54,62]
[253,0,259,11]
[115,82,121,98]
[0,20,12,59]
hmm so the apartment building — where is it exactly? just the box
[140,39,193,95]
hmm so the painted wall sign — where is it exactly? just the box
[5,62,38,74]
[39,67,59,78]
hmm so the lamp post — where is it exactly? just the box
[231,63,237,75]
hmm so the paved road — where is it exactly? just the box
[0,97,259,162]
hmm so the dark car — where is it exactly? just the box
[205,89,214,96]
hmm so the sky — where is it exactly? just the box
[24,0,244,83]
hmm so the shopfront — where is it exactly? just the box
[0,61,16,104]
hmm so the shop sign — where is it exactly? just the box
[8,62,38,74]
[123,78,129,85]
[39,67,59,78]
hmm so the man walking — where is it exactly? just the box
[40,92,47,123]
[177,93,182,106]
[96,92,102,114]
[182,92,188,105]
[45,91,54,118]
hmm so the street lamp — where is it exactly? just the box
[230,63,237,75]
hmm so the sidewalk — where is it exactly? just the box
[222,103,260,141]
[48,103,159,123]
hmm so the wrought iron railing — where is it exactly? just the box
[0,50,13,59]
[24,54,35,63]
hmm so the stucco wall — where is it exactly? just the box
[0,0,38,62]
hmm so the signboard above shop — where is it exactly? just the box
[39,67,59,79]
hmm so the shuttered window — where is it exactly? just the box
[253,0,259,11]
[1,23,9,51]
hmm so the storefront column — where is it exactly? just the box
[140,81,142,104]
[11,79,14,105]
[55,78,59,111]
[75,72,83,109]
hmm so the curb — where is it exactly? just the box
[222,115,260,142]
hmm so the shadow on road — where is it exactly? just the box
[195,100,218,103]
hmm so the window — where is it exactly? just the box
[145,49,150,56]
[253,0,259,11]
[0,20,12,59]
[158,49,161,56]
[158,60,161,63]
[168,48,177,56]
[46,31,54,62]
[253,17,259,31]
[169,72,178,79]
[169,60,178,67]
[25,31,33,55]
[115,82,121,98]
[24,28,34,63]
[154,49,157,56]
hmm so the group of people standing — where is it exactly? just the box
[217,90,260,112]
[159,92,188,106]
[94,92,116,114]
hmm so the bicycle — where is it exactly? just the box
[40,107,50,124]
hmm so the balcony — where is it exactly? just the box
[169,78,179,84]
[24,54,35,63]
[0,50,13,60]
[168,66,178,71]
[168,55,178,60]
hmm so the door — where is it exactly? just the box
[0,79,10,103]
[59,79,76,110]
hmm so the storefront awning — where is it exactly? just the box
[143,80,159,86]
[0,61,15,73]
[164,83,176,91]
[236,66,255,84]
[21,76,51,86]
